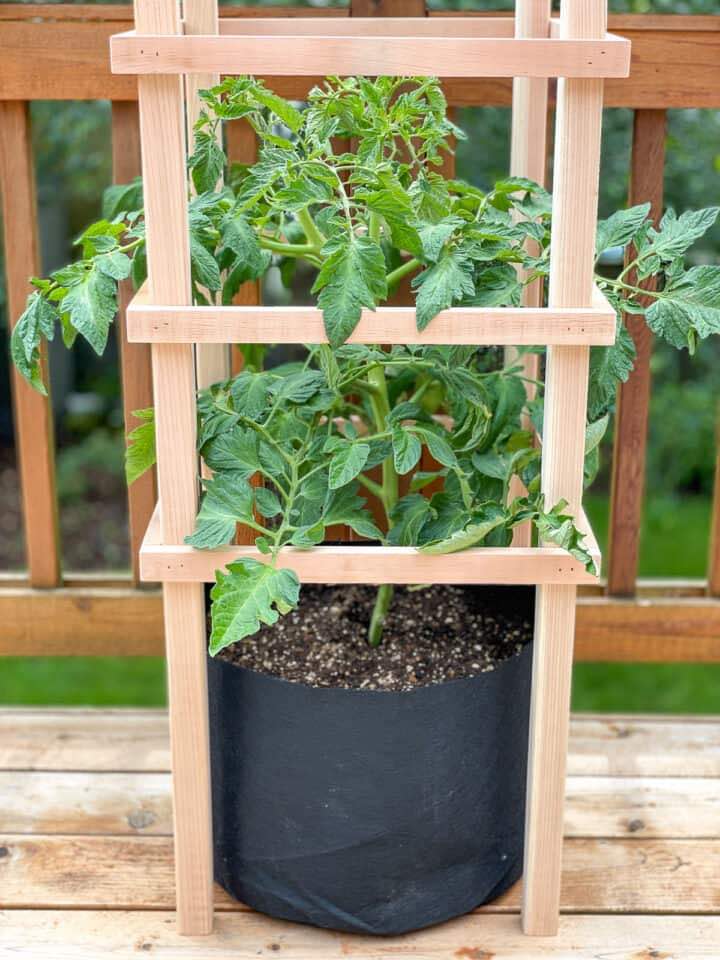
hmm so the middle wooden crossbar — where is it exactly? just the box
[127,283,617,346]
[110,21,631,79]
[140,502,601,586]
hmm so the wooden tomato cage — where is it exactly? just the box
[111,0,630,940]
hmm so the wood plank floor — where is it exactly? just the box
[0,708,718,958]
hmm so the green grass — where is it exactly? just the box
[1,495,716,713]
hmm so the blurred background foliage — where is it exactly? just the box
[0,0,719,710]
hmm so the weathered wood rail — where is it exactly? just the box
[1,3,720,662]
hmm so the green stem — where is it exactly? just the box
[366,363,398,647]
[368,583,393,647]
[297,207,326,249]
[386,257,421,288]
[259,236,320,261]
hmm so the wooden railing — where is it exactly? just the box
[1,3,719,661]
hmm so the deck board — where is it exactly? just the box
[2,912,720,959]
[0,708,717,956]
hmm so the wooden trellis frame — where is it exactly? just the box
[112,0,629,939]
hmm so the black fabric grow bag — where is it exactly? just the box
[207,585,534,936]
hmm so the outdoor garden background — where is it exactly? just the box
[1,0,718,711]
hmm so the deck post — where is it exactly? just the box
[134,0,214,936]
[522,0,605,936]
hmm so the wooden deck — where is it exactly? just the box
[1,708,719,957]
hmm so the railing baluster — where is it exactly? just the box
[0,100,61,588]
[607,108,666,596]
[112,100,156,585]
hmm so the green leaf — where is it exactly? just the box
[270,370,326,404]
[312,234,387,346]
[203,427,258,479]
[585,414,609,456]
[392,426,422,475]
[252,88,303,133]
[185,474,255,549]
[254,486,282,518]
[648,207,719,261]
[190,237,221,292]
[220,213,269,284]
[323,484,383,541]
[60,268,117,355]
[125,408,156,485]
[587,320,636,420]
[230,371,271,420]
[189,128,225,194]
[97,251,132,281]
[595,203,651,256]
[289,520,325,548]
[420,505,507,555]
[412,425,457,468]
[387,494,434,546]
[328,441,370,490]
[209,559,300,654]
[10,292,57,393]
[645,265,720,350]
[418,216,465,263]
[466,264,521,308]
[412,248,475,331]
[102,178,143,220]
[534,498,595,574]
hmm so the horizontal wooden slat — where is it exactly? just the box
[566,715,720,778]
[575,596,720,662]
[0,832,717,913]
[110,27,630,79]
[2,585,718,659]
[126,287,617,346]
[2,710,717,778]
[2,769,715,840]
[1,11,718,106]
[0,772,172,835]
[0,709,170,772]
[3,912,720,959]
[563,776,720,839]
[0,587,163,656]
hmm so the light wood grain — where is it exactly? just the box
[0,585,163,655]
[3,710,717,777]
[0,771,172,835]
[0,100,61,588]
[506,0,550,548]
[134,0,212,935]
[1,832,718,914]
[185,0,230,395]
[2,14,719,108]
[523,0,607,936]
[3,769,716,840]
[111,99,156,585]
[2,585,718,659]
[126,291,617,346]
[110,27,631,80]
[607,109,666,597]
[4,912,720,960]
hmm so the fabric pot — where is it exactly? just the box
[207,585,534,936]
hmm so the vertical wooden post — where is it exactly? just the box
[607,109,666,595]
[134,0,213,936]
[184,0,230,392]
[112,100,156,584]
[522,0,605,936]
[507,0,551,546]
[0,100,61,587]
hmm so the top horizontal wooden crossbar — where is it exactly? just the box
[126,283,617,346]
[109,18,631,79]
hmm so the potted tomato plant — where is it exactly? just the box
[11,76,719,934]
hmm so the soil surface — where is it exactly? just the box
[218,584,533,691]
